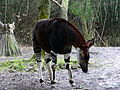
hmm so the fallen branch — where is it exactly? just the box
[94,29,108,47]
[52,0,62,7]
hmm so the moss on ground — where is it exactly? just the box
[0,58,79,72]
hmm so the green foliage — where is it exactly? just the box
[0,0,119,46]
[70,0,94,21]
[69,0,94,40]
[0,59,36,72]
[91,0,120,46]
[57,59,65,69]
[0,0,39,45]
[0,58,79,72]
[38,0,51,19]
[0,59,26,71]
[9,60,26,71]
[69,0,120,46]
[57,59,79,70]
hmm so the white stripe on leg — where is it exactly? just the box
[64,53,76,86]
[46,62,53,80]
[45,53,53,80]
[37,62,43,80]
[35,53,44,83]
[64,53,72,80]
[67,66,72,80]
[64,53,70,59]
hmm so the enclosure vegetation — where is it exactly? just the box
[69,0,120,46]
[0,22,22,56]
[0,0,119,76]
[0,0,119,46]
[0,58,78,72]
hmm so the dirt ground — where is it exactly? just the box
[0,47,120,90]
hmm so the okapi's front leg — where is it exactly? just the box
[35,53,44,84]
[64,53,76,87]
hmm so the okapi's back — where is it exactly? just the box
[33,18,86,54]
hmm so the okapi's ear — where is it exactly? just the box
[87,38,94,48]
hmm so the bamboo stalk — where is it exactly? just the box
[100,3,108,38]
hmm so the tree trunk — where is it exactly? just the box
[30,0,51,60]
[38,0,51,20]
[38,0,51,58]
[0,21,21,56]
[61,0,69,20]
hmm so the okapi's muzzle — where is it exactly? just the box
[79,60,88,73]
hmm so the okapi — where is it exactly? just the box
[32,18,94,86]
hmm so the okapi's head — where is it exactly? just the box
[77,39,94,73]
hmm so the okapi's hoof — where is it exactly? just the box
[51,80,56,84]
[71,83,76,87]
[69,80,76,87]
[39,79,44,84]
[51,80,56,88]
[39,79,45,86]
[40,79,44,83]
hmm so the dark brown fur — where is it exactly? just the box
[32,18,87,54]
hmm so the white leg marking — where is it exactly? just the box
[45,53,51,59]
[64,53,73,80]
[68,69,72,80]
[35,53,41,62]
[35,53,43,79]
[37,62,43,79]
[46,62,53,80]
[45,53,53,80]
[64,53,76,87]
[64,53,70,60]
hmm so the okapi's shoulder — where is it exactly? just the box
[35,19,52,29]
[50,18,69,24]
[51,18,78,30]
[37,18,59,24]
[36,18,68,26]
[36,19,51,24]
[51,18,87,46]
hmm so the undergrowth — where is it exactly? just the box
[0,58,79,72]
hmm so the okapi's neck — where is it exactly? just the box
[74,31,87,49]
[63,19,87,49]
[71,25,87,49]
[50,18,87,49]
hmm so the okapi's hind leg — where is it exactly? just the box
[35,53,44,84]
[64,53,76,87]
[32,30,44,84]
[45,53,52,81]
[50,51,57,85]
